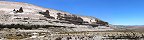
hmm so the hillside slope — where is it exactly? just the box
[0,1,112,31]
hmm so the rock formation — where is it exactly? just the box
[19,7,23,13]
[14,7,24,13]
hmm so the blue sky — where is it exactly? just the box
[8,0,144,25]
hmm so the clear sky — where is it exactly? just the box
[7,0,144,25]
